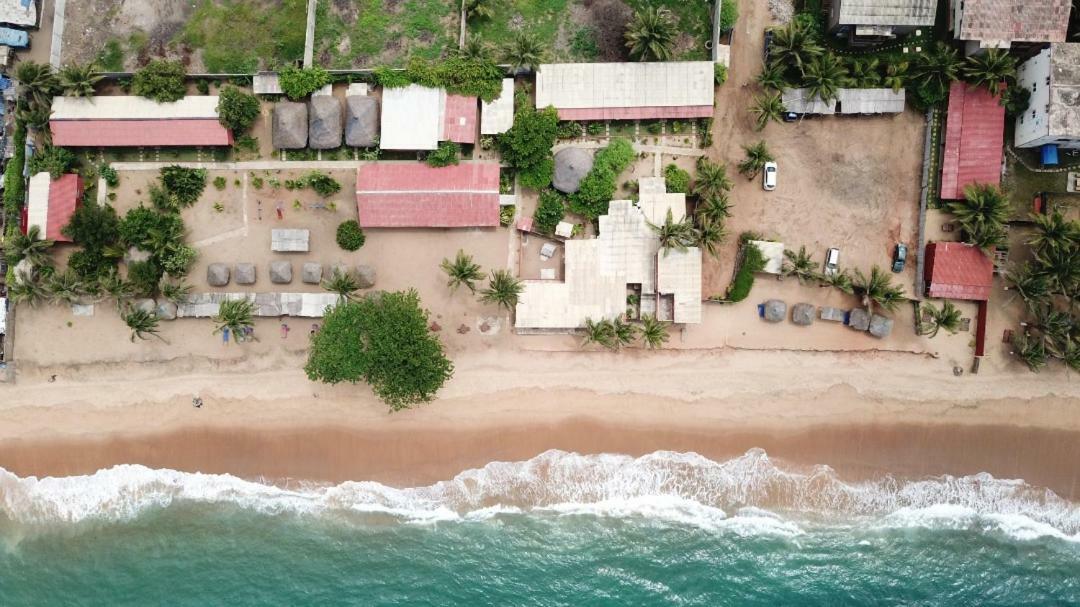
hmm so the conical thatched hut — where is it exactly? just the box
[309,96,342,150]
[762,299,786,322]
[553,147,594,194]
[791,303,815,326]
[273,102,308,150]
[345,95,378,148]
[869,314,894,338]
[848,307,871,331]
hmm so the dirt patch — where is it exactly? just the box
[61,0,195,70]
[586,0,631,61]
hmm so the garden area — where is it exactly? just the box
[314,0,460,68]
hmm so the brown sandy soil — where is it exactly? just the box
[60,0,193,69]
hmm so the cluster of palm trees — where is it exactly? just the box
[944,183,1011,250]
[581,314,669,350]
[440,249,524,312]
[780,245,906,314]
[457,31,547,72]
[14,61,102,139]
[649,158,736,258]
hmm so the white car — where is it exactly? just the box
[824,247,840,277]
[763,162,777,191]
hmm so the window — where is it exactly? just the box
[1020,115,1024,124]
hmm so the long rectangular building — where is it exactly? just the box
[49,96,233,147]
[939,81,1005,200]
[355,162,500,228]
[535,62,715,121]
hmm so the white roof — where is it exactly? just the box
[380,84,442,150]
[781,89,836,114]
[535,62,715,110]
[637,177,686,224]
[0,296,6,332]
[657,248,702,324]
[836,88,906,113]
[480,78,514,135]
[749,240,784,275]
[253,72,283,95]
[0,0,36,27]
[26,172,51,239]
[50,96,221,120]
[836,0,937,26]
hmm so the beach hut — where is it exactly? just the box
[791,303,815,326]
[345,95,379,147]
[273,102,308,150]
[762,299,786,322]
[553,148,594,194]
[848,307,871,331]
[308,96,343,150]
[869,314,893,338]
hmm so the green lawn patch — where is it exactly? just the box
[315,0,458,68]
[176,0,308,72]
[624,0,712,60]
[471,0,570,54]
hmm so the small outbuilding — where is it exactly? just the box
[345,95,379,147]
[749,240,784,275]
[553,148,594,194]
[273,102,308,150]
[308,96,343,150]
[26,173,83,242]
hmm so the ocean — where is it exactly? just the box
[1,449,1078,606]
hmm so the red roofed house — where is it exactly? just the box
[355,162,500,228]
[25,172,83,243]
[442,94,478,145]
[49,96,233,148]
[924,241,994,355]
[939,81,1005,200]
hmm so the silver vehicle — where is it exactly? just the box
[763,162,777,191]
[824,247,840,277]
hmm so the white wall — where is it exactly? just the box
[1015,48,1052,148]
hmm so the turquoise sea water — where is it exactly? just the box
[2,450,1078,606]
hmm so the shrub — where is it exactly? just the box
[131,59,186,103]
[196,79,210,95]
[213,176,227,190]
[586,122,605,136]
[719,0,738,31]
[664,164,691,193]
[29,146,76,179]
[556,121,584,139]
[127,260,163,296]
[278,66,332,100]
[714,63,728,85]
[160,243,197,277]
[216,85,261,133]
[251,176,264,189]
[533,189,566,235]
[373,66,411,89]
[160,165,208,207]
[307,171,341,196]
[336,219,366,251]
[499,105,559,190]
[569,138,635,219]
[62,201,121,279]
[305,290,454,410]
[425,141,460,167]
[500,205,515,226]
[724,241,767,302]
[99,164,119,188]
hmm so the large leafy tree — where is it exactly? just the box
[131,59,186,103]
[305,290,454,410]
[767,21,823,75]
[624,7,677,62]
[216,85,261,133]
[962,48,1016,96]
[499,105,559,190]
[749,92,786,131]
[803,52,850,103]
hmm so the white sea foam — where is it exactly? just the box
[1,449,1078,540]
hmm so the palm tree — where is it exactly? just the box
[883,61,909,93]
[767,21,823,75]
[321,267,361,302]
[5,224,54,268]
[213,298,256,340]
[464,0,496,22]
[639,315,670,349]
[440,249,485,294]
[479,269,524,312]
[945,183,1011,249]
[821,268,854,295]
[7,277,47,308]
[963,48,1016,96]
[853,266,906,313]
[45,269,84,305]
[624,7,677,62]
[58,63,103,97]
[503,31,547,71]
[694,217,726,258]
[650,209,695,256]
[910,42,962,101]
[456,37,493,62]
[159,277,193,305]
[123,306,167,343]
[1032,245,1080,298]
[696,193,733,224]
[1027,212,1079,256]
[803,53,850,104]
[612,316,637,348]
[782,246,816,284]
[737,140,774,179]
[920,300,962,337]
[1005,262,1051,309]
[581,317,616,350]
[848,57,882,87]
[14,61,59,110]
[16,103,51,131]
[97,269,134,311]
[757,63,786,91]
[1011,332,1047,372]
[749,92,786,131]
[693,159,733,199]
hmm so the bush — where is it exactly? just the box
[664,164,690,193]
[61,201,121,279]
[307,171,341,196]
[305,290,454,410]
[556,121,584,139]
[213,176,227,190]
[278,66,332,100]
[160,243,197,277]
[127,260,163,296]
[569,138,635,219]
[29,146,76,179]
[131,59,186,103]
[118,205,165,248]
[724,242,767,302]
[404,56,504,102]
[336,220,366,251]
[719,0,738,31]
[425,141,460,167]
[160,165,208,207]
[196,79,210,95]
[586,122,605,136]
[533,189,566,235]
[99,164,119,188]
[499,105,560,190]
[714,63,728,85]
[373,66,411,89]
[216,85,261,133]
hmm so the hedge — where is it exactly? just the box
[724,242,767,302]
[569,138,635,219]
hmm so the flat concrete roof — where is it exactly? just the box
[50,96,221,120]
[535,62,715,111]
[1048,43,1080,139]
[480,78,514,135]
[836,0,937,26]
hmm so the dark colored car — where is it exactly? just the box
[892,243,908,273]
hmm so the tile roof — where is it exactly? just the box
[957,0,1070,46]
[442,94,478,144]
[924,241,994,301]
[26,173,82,242]
[355,162,500,228]
[939,81,1004,200]
[50,119,233,147]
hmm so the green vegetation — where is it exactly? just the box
[737,141,774,180]
[314,0,457,67]
[502,31,548,71]
[131,60,186,103]
[59,63,102,97]
[441,249,486,294]
[719,0,738,31]
[471,0,563,62]
[179,0,309,72]
[479,269,524,311]
[322,267,362,302]
[214,299,257,341]
[306,171,342,196]
[639,315,670,349]
[624,0,711,60]
[533,189,567,235]
[852,266,906,313]
[650,209,696,255]
[374,56,505,102]
[426,141,461,168]
[723,238,767,303]
[714,63,728,86]
[61,202,122,280]
[216,86,261,134]
[569,138,635,219]
[29,147,76,179]
[96,38,125,72]
[159,166,208,208]
[580,316,638,350]
[749,92,785,131]
[499,104,560,190]
[781,246,817,284]
[943,183,1010,250]
[664,164,690,194]
[336,220,366,251]
[213,176,227,190]
[305,290,454,410]
[624,6,677,62]
[278,66,332,100]
[123,307,166,343]
[100,164,120,188]
[920,300,962,338]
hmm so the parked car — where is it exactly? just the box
[892,243,908,273]
[824,247,840,277]
[763,30,774,63]
[783,112,798,122]
[763,162,777,191]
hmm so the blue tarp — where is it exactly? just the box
[1041,144,1059,166]
[0,28,28,48]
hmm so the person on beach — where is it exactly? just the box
[281,323,290,339]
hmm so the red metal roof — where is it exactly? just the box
[557,105,715,121]
[355,162,500,228]
[924,241,994,301]
[50,119,234,147]
[46,174,82,242]
[939,82,1004,200]
[442,94,478,144]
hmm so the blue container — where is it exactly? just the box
[0,28,29,48]
[1041,144,1059,166]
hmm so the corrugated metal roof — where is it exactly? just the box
[958,0,1070,46]
[924,241,993,300]
[51,96,221,120]
[27,172,81,242]
[480,78,514,135]
[939,82,1004,200]
[380,85,443,150]
[50,119,233,147]
[536,62,714,111]
[442,94,478,144]
[355,162,501,228]
[836,88,906,113]
[556,105,714,121]
[1047,43,1080,138]
[836,0,937,26]
[781,88,836,114]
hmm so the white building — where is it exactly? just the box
[950,0,1070,52]
[827,0,937,44]
[0,0,36,28]
[1014,43,1080,149]
[535,62,715,121]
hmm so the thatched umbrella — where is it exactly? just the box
[553,147,594,194]
[309,96,343,150]
[869,314,894,338]
[848,307,871,331]
[791,303,815,326]
[763,299,786,322]
[345,95,379,147]
[273,102,308,150]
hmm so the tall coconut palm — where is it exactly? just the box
[963,48,1016,96]
[650,209,696,256]
[479,269,524,312]
[853,266,906,313]
[920,300,962,337]
[97,269,134,311]
[14,61,59,110]
[440,249,485,294]
[693,159,733,199]
[749,92,786,131]
[767,21,823,75]
[45,268,85,306]
[123,306,167,343]
[639,314,669,349]
[624,7,677,62]
[581,317,616,350]
[213,298,256,340]
[946,183,1011,248]
[4,224,54,268]
[821,268,855,295]
[756,63,786,91]
[848,57,882,87]
[611,315,637,348]
[1005,262,1051,309]
[782,246,816,284]
[16,103,51,131]
[322,267,361,302]
[1011,332,1047,372]
[1032,245,1080,298]
[58,63,103,97]
[1027,212,1079,256]
[883,61,909,93]
[803,52,850,103]
[910,42,962,100]
[694,217,727,258]
[503,31,547,71]
[737,140,774,179]
[7,277,47,308]
[696,193,733,224]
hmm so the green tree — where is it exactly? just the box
[97,268,135,311]
[5,224,53,268]
[782,246,816,284]
[441,249,485,294]
[15,61,59,110]
[737,140,774,179]
[479,269,524,311]
[581,317,616,350]
[1027,212,1079,256]
[1032,245,1079,298]
[920,300,962,337]
[612,316,637,348]
[305,290,454,410]
[639,315,670,349]
[569,138,635,219]
[803,52,850,104]
[45,268,85,305]
[821,268,855,295]
[757,63,786,91]
[132,59,186,103]
[694,216,726,258]
[883,61,909,93]
[962,48,1016,96]
[159,165,208,207]
[767,21,823,75]
[503,31,547,71]
[59,63,102,97]
[216,85,261,133]
[945,183,1010,250]
[29,146,76,179]
[456,38,494,62]
[693,158,734,200]
[664,164,691,193]
[750,92,786,131]
[696,193,733,224]
[159,277,193,305]
[624,7,677,61]
[123,306,167,343]
[533,189,566,235]
[465,0,496,21]
[322,267,361,302]
[848,57,881,87]
[1011,332,1047,372]
[8,277,48,308]
[336,220,366,251]
[1004,262,1051,309]
[425,141,461,167]
[213,298,256,340]
[277,66,332,100]
[853,266,906,313]
[910,42,962,105]
[499,105,559,189]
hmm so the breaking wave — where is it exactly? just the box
[1,449,1077,542]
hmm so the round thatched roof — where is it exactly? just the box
[308,96,342,150]
[791,303,815,326]
[869,314,894,338]
[273,102,308,150]
[553,147,594,194]
[763,299,786,322]
[345,96,379,148]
